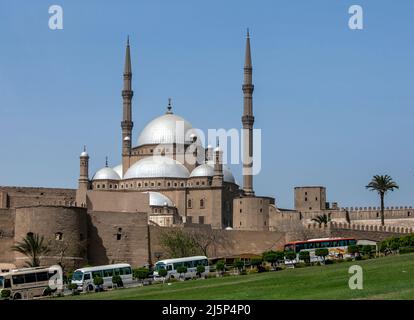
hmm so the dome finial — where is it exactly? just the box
[166,98,173,114]
[105,156,108,167]
[83,145,86,152]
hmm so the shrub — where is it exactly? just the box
[298,251,310,264]
[250,258,263,268]
[93,276,104,292]
[315,248,329,261]
[67,283,79,295]
[134,268,150,281]
[233,259,244,273]
[196,265,206,277]
[348,245,359,256]
[112,275,123,288]
[324,259,334,265]
[176,266,188,279]
[399,246,414,254]
[284,251,296,261]
[158,269,168,278]
[1,289,11,299]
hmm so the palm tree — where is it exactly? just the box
[366,175,399,226]
[311,213,331,226]
[11,233,49,267]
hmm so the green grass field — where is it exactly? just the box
[62,253,414,300]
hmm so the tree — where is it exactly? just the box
[196,265,206,278]
[216,261,226,276]
[93,276,104,292]
[233,259,244,274]
[159,229,201,258]
[298,251,310,264]
[366,175,399,226]
[158,269,168,283]
[112,275,123,288]
[11,233,49,267]
[133,268,150,283]
[176,266,188,280]
[348,245,359,258]
[250,258,263,268]
[311,214,331,227]
[284,251,296,262]
[315,248,329,263]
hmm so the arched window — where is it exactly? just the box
[200,199,205,209]
[55,232,63,241]
[27,232,34,238]
[188,199,192,209]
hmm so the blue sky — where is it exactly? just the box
[0,0,413,208]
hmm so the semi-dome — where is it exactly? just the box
[112,164,123,179]
[124,156,190,179]
[136,112,201,146]
[143,191,174,207]
[190,161,236,184]
[92,167,121,181]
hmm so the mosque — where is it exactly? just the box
[75,31,274,231]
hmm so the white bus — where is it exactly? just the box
[71,263,133,292]
[0,265,63,300]
[153,256,209,280]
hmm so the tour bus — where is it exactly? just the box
[153,256,209,280]
[71,263,133,291]
[0,265,63,300]
[284,237,357,263]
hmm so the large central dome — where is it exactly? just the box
[137,112,200,147]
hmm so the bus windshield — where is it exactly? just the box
[155,263,165,271]
[72,271,83,281]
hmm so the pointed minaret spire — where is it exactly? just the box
[241,29,255,196]
[121,36,134,176]
[124,36,132,75]
[166,97,173,114]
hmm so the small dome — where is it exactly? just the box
[225,226,233,230]
[189,163,214,178]
[190,161,236,184]
[143,191,174,207]
[80,151,88,157]
[92,167,121,181]
[124,156,190,179]
[112,164,123,179]
[124,136,130,141]
[137,113,201,146]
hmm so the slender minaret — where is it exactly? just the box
[241,29,255,196]
[121,36,134,176]
[76,146,89,207]
[212,142,223,187]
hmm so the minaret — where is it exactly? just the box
[241,29,255,196]
[76,146,89,207]
[121,36,134,176]
[212,143,223,187]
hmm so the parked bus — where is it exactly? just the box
[0,265,63,300]
[284,237,357,262]
[153,256,209,280]
[71,263,133,292]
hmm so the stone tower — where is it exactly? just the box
[76,146,89,207]
[241,29,255,196]
[121,36,134,176]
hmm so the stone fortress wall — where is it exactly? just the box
[0,184,413,270]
